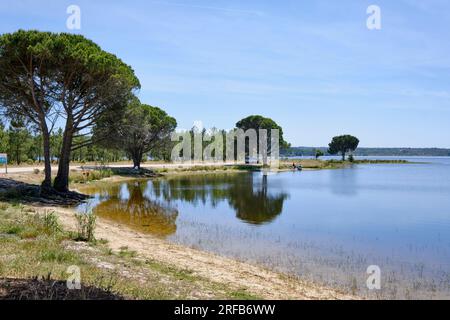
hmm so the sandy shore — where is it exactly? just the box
[50,206,356,300]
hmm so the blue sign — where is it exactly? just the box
[0,154,7,164]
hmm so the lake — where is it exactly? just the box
[78,157,450,299]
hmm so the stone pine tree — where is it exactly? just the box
[0,31,58,190]
[93,97,177,170]
[235,115,289,164]
[0,30,140,193]
[328,135,359,161]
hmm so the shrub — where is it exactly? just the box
[41,210,61,234]
[1,210,61,239]
[69,169,114,184]
[5,225,23,235]
[74,211,96,242]
[33,168,40,174]
[40,247,76,263]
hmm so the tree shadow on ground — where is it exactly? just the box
[92,166,161,178]
[0,178,89,206]
[0,277,124,300]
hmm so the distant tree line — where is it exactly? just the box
[171,115,290,165]
[283,147,450,157]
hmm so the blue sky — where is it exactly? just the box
[1,0,450,147]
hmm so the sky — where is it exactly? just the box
[1,0,450,147]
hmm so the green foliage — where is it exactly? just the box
[0,122,125,165]
[7,119,32,165]
[72,135,127,163]
[236,115,290,150]
[69,169,114,184]
[315,149,324,159]
[0,120,9,153]
[93,97,177,169]
[118,247,138,258]
[74,211,96,242]
[328,135,360,161]
[40,247,77,263]
[41,210,61,234]
[0,210,61,239]
[50,128,63,162]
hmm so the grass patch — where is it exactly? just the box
[281,159,349,170]
[155,164,263,175]
[74,211,96,242]
[0,202,262,300]
[144,259,197,283]
[118,246,137,258]
[228,289,261,300]
[281,158,412,171]
[39,247,77,263]
[4,225,23,235]
[69,169,114,184]
[0,209,62,240]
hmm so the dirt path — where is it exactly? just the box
[53,207,356,300]
[1,162,242,174]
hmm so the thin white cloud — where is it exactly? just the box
[147,0,265,17]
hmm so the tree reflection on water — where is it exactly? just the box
[91,182,178,237]
[147,173,289,225]
[80,172,289,237]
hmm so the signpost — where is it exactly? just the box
[0,153,7,174]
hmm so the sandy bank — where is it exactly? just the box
[52,206,356,300]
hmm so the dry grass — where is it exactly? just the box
[0,202,262,300]
[280,159,350,170]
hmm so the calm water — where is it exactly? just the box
[78,158,450,299]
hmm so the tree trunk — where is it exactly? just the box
[132,155,141,169]
[54,123,74,193]
[40,124,52,192]
[131,150,142,169]
[341,152,346,161]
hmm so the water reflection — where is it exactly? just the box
[328,167,358,196]
[86,182,179,237]
[146,173,289,225]
[228,174,288,224]
[79,173,289,237]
